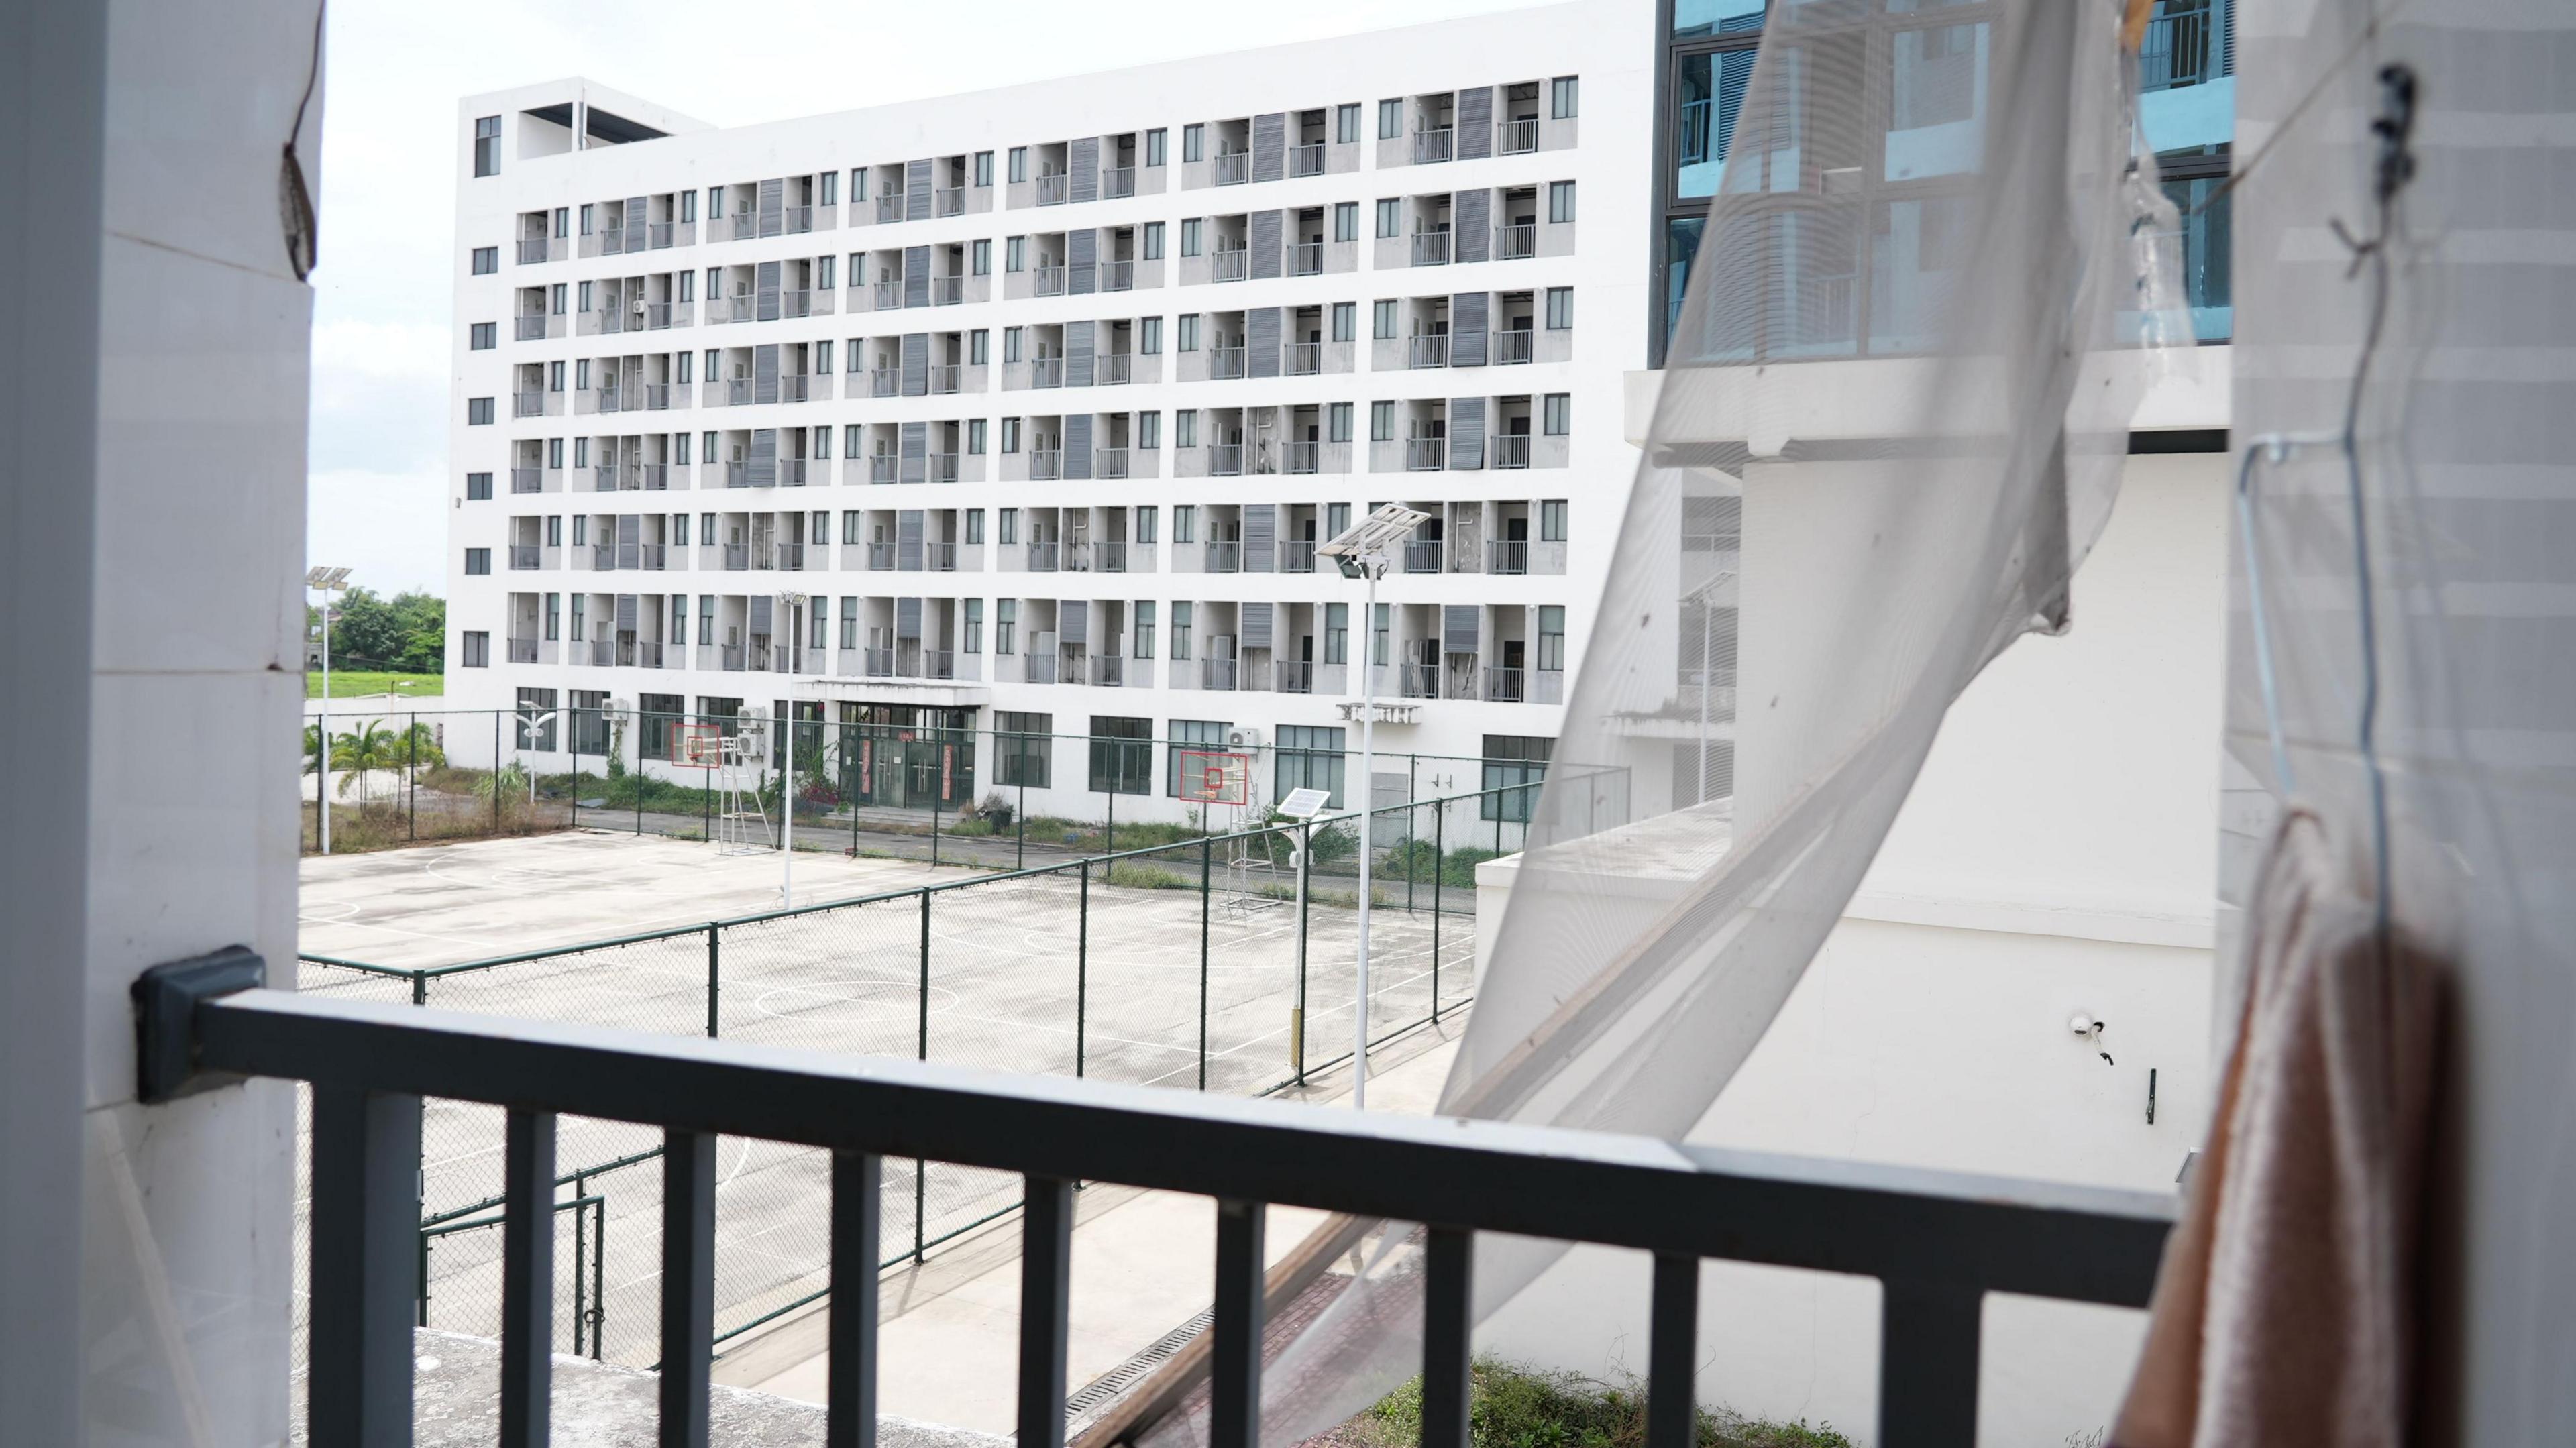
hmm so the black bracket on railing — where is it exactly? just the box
[133,946,266,1104]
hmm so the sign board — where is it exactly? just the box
[1335,701,1421,726]
[1177,749,1253,805]
[1275,787,1334,821]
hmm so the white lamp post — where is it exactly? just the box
[305,565,353,854]
[779,590,808,908]
[1318,504,1431,1111]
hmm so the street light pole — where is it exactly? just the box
[779,591,808,909]
[305,566,352,854]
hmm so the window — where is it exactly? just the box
[547,361,564,392]
[1165,717,1226,795]
[1544,393,1571,435]
[1142,221,1165,260]
[545,590,560,636]
[464,547,490,575]
[698,597,714,646]
[1552,76,1580,119]
[1331,302,1356,343]
[845,172,862,204]
[580,204,594,235]
[999,507,1018,543]
[1275,725,1347,808]
[1002,418,1022,453]
[470,245,498,275]
[1004,326,1024,364]
[841,510,863,544]
[472,116,500,177]
[964,598,984,653]
[1541,499,1567,541]
[1546,286,1574,330]
[1481,735,1552,822]
[970,329,989,365]
[680,191,697,224]
[470,321,496,350]
[1008,147,1029,184]
[1325,603,1349,664]
[517,687,559,750]
[1180,219,1203,258]
[679,272,696,304]
[1174,504,1196,543]
[1548,181,1577,224]
[1177,314,1199,352]
[1378,99,1403,140]
[1171,600,1193,659]
[1138,411,1161,449]
[1327,502,1354,542]
[578,280,593,313]
[817,256,837,292]
[550,282,567,314]
[553,206,570,237]
[971,239,991,275]
[965,508,985,543]
[1371,400,1395,441]
[549,437,565,468]
[975,150,995,186]
[820,171,839,207]
[1006,235,1026,272]
[1377,199,1404,240]
[1136,506,1157,543]
[1373,299,1397,339]
[1140,317,1163,354]
[676,514,693,547]
[1537,606,1566,672]
[996,601,1019,655]
[968,418,988,454]
[1089,717,1152,795]
[996,710,1050,785]
[1134,602,1157,660]
[706,186,724,217]
[698,510,714,540]
[1336,103,1362,145]
[466,471,492,500]
[1373,600,1389,665]
[1145,128,1168,168]
[1183,124,1205,163]
[1334,201,1359,243]
[1328,402,1353,443]
[1175,411,1197,449]
[467,396,494,425]
[461,631,489,667]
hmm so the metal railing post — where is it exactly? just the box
[932,775,943,868]
[1431,805,1444,1015]
[1199,836,1211,1090]
[408,710,418,842]
[1016,769,1027,869]
[493,710,502,834]
[570,731,579,830]
[1077,859,1090,1078]
[1105,781,1114,855]
[1295,819,1311,1085]
[916,887,931,1260]
[706,924,721,1038]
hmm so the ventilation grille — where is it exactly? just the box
[1064,1309,1212,1424]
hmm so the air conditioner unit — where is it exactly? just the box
[1226,726,1265,750]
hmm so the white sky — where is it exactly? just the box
[306,0,1552,598]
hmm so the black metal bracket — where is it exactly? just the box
[133,946,266,1103]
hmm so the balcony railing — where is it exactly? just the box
[649,221,675,248]
[515,315,547,341]
[508,545,540,570]
[1494,328,1535,364]
[1409,333,1450,368]
[645,302,674,330]
[637,543,666,571]
[723,544,748,571]
[1491,433,1534,470]
[1033,265,1066,297]
[721,641,747,670]
[929,364,962,395]
[1036,172,1069,205]
[1499,117,1540,154]
[877,194,904,223]
[731,211,758,239]
[1290,341,1329,376]
[1093,541,1128,572]
[1281,539,1318,572]
[1205,541,1242,573]
[926,451,961,483]
[1484,666,1526,704]
[1208,443,1244,476]
[867,541,894,569]
[781,205,812,234]
[781,374,811,404]
[869,455,897,486]
[1210,247,1248,283]
[1275,659,1316,695]
[874,280,903,311]
[1095,447,1131,479]
[1024,651,1058,683]
[1488,539,1531,575]
[863,645,894,677]
[928,540,959,571]
[1411,231,1452,266]
[870,368,900,398]
[782,288,814,318]
[1102,166,1136,199]
[726,378,753,406]
[1413,126,1455,163]
[1288,241,1323,276]
[1029,449,1063,482]
[1100,352,1133,385]
[1091,654,1126,687]
[1403,538,1444,573]
[1032,357,1065,388]
[1212,150,1250,186]
[1201,655,1239,689]
[513,390,545,418]
[510,468,541,494]
[1495,223,1537,260]
[930,274,963,306]
[1103,259,1136,292]
[936,186,965,217]
[1284,440,1320,474]
[516,237,549,264]
[1290,141,1326,177]
[506,635,538,663]
[1398,661,1439,697]
[1407,437,1448,471]
[1209,346,1246,380]
[2139,6,2216,91]
[1026,541,1061,571]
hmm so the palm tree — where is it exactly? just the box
[473,761,530,818]
[303,722,323,776]
[394,720,445,773]
[329,721,402,805]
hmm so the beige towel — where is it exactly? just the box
[2114,809,2441,1448]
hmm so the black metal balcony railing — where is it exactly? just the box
[1488,539,1529,575]
[1287,341,1322,376]
[1492,434,1534,470]
[2139,5,2216,92]
[1284,440,1320,474]
[1281,539,1318,572]
[1495,223,1537,260]
[1291,142,1326,177]
[1494,328,1535,364]
[1404,538,1444,573]
[1289,241,1324,276]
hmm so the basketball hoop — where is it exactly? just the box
[674,722,726,769]
[1175,749,1252,807]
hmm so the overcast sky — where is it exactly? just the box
[306,0,1549,598]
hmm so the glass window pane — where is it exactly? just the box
[1884,23,1990,181]
[1672,0,1764,40]
[1673,46,1758,199]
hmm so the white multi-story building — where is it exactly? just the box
[443,4,1655,815]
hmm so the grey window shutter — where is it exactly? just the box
[906,159,932,221]
[1454,189,1490,264]
[749,428,777,487]
[751,595,775,634]
[616,516,640,570]
[1249,210,1282,280]
[753,344,780,404]
[1443,604,1479,653]
[900,334,929,396]
[1242,504,1276,573]
[1246,307,1281,380]
[1067,228,1097,296]
[1069,137,1099,204]
[1456,88,1493,160]
[616,592,639,630]
[757,178,784,237]
[1450,292,1489,367]
[1065,320,1095,387]
[1449,398,1485,469]
[756,260,781,321]
[1063,413,1093,480]
[1240,600,1274,651]
[900,421,926,484]
[903,245,930,309]
[896,597,923,638]
[625,197,647,254]
[897,510,924,569]
[1251,113,1285,182]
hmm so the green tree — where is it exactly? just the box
[394,720,446,771]
[308,588,448,674]
[329,721,405,803]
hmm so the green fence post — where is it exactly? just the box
[636,714,645,836]
[589,1196,606,1359]
[570,730,579,831]
[1016,775,1027,869]
[408,711,418,843]
[916,887,932,1262]
[931,773,943,869]
[492,711,502,835]
[1105,781,1114,856]
[1198,836,1211,1091]
[1432,804,1444,1017]
[411,970,427,1007]
[1076,859,1089,1078]
[705,924,721,1038]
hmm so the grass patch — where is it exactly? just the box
[1379,841,1506,888]
[307,671,443,700]
[1103,860,1195,891]
[1344,1357,1851,1448]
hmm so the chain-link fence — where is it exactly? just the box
[300,708,1629,871]
[290,773,1609,1368]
